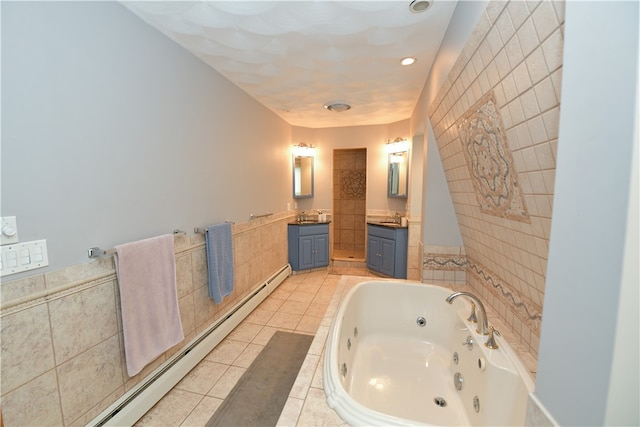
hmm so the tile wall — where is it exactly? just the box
[0,213,291,426]
[422,245,467,285]
[427,0,564,357]
[406,219,422,281]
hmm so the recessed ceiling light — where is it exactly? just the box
[401,57,416,66]
[323,102,351,112]
[409,0,432,13]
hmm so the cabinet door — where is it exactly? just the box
[367,235,381,270]
[298,236,315,270]
[379,237,396,277]
[315,234,329,267]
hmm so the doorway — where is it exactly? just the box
[332,148,367,261]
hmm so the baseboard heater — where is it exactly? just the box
[89,263,292,427]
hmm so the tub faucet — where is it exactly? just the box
[485,326,501,349]
[445,292,489,335]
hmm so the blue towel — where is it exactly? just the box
[205,223,235,303]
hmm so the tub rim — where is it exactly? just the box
[322,279,535,426]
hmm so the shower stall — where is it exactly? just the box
[332,148,367,261]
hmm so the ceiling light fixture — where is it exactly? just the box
[401,57,416,66]
[409,0,432,13]
[323,102,351,112]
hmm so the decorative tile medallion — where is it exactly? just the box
[456,92,530,222]
[340,170,366,199]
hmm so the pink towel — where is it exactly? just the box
[114,234,184,376]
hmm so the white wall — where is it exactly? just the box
[411,0,488,247]
[408,134,425,220]
[535,2,639,425]
[1,2,292,277]
[605,102,639,426]
[423,122,463,246]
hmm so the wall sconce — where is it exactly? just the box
[293,143,317,157]
[385,137,409,153]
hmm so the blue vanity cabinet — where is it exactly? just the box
[367,224,408,279]
[288,223,330,271]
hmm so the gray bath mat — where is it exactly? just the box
[206,331,314,427]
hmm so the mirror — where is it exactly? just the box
[388,151,408,198]
[293,155,314,198]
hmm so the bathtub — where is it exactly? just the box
[323,281,534,426]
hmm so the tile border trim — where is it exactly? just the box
[468,258,542,327]
[423,254,468,271]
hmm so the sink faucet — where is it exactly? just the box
[445,292,489,335]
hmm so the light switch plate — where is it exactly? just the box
[1,239,49,277]
[1,216,19,245]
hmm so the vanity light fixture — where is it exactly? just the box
[293,143,317,157]
[386,137,409,153]
[401,57,416,66]
[323,101,351,112]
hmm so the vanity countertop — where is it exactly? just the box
[367,221,407,229]
[288,220,332,226]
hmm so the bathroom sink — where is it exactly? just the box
[296,220,319,224]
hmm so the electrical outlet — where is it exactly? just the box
[1,216,19,245]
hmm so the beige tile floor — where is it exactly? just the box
[136,268,373,426]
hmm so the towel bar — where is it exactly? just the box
[249,212,273,220]
[87,247,116,258]
[194,222,235,234]
[88,230,186,258]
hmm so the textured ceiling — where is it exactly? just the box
[122,1,458,128]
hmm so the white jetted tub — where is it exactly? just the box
[323,281,534,426]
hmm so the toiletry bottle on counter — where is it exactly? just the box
[401,217,408,227]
